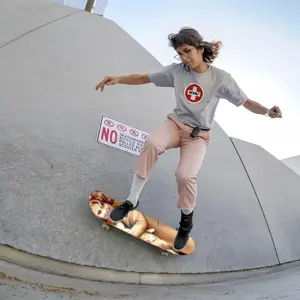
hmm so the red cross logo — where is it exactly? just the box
[184,83,204,103]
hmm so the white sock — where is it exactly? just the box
[182,208,193,215]
[127,173,147,206]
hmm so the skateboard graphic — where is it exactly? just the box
[88,190,195,256]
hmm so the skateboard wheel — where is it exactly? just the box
[161,252,169,257]
[102,223,111,231]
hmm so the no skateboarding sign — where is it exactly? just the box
[97,115,149,156]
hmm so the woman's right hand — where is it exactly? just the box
[95,76,120,91]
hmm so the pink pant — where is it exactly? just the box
[136,113,210,210]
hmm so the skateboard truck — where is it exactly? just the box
[190,127,200,138]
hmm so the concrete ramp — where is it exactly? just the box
[0,0,79,47]
[1,0,300,280]
[231,138,300,264]
[282,155,300,176]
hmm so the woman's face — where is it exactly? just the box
[90,200,112,220]
[175,44,204,68]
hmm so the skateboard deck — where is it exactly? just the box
[88,190,195,256]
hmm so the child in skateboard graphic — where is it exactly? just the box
[95,27,282,252]
[88,190,180,254]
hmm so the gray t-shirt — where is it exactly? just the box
[148,63,248,129]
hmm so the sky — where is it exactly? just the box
[54,0,300,160]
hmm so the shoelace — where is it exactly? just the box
[177,216,192,232]
[118,201,132,211]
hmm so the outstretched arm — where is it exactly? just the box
[118,74,150,85]
[243,99,282,118]
[96,64,175,92]
[218,75,283,119]
[95,74,150,91]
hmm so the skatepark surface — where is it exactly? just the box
[1,0,300,298]
[1,259,300,299]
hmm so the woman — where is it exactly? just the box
[95,27,282,251]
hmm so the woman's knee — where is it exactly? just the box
[175,170,196,186]
[143,136,165,154]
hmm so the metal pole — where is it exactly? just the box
[85,0,97,13]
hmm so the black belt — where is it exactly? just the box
[183,123,210,137]
[190,126,210,138]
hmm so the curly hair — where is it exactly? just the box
[89,190,118,207]
[168,27,223,64]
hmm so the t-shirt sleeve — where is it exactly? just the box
[148,63,175,87]
[218,75,248,107]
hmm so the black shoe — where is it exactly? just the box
[109,200,139,222]
[173,211,193,251]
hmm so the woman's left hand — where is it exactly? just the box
[268,106,282,118]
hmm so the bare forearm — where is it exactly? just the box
[118,74,150,85]
[95,74,149,91]
[243,99,269,115]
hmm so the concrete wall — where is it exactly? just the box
[282,155,300,176]
[231,138,300,264]
[0,0,79,48]
[1,0,299,274]
[51,0,109,15]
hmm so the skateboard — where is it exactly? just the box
[88,190,195,256]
